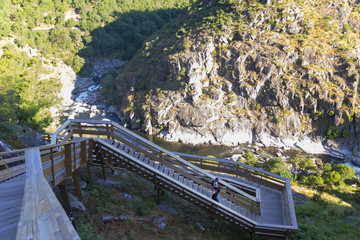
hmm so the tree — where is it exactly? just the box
[242,152,258,166]
[322,171,341,185]
[300,158,316,171]
[321,163,332,172]
[332,164,355,182]
[306,175,324,187]
[263,157,293,180]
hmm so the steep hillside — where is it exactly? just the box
[113,0,360,159]
[0,0,192,137]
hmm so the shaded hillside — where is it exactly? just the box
[112,0,360,157]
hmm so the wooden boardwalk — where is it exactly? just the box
[16,148,80,240]
[0,119,297,239]
[0,174,25,240]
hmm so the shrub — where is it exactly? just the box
[243,152,258,166]
[325,125,339,139]
[263,157,293,180]
[306,175,324,187]
[77,222,103,240]
[332,164,355,182]
[322,171,341,185]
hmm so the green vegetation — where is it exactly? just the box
[263,157,293,180]
[293,196,359,240]
[0,0,193,135]
[75,167,254,240]
[0,45,60,136]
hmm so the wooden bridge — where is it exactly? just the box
[0,119,297,239]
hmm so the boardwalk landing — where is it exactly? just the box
[215,174,285,225]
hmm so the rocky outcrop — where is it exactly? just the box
[16,127,49,147]
[114,0,360,160]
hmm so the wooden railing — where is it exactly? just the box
[50,119,298,234]
[52,119,261,214]
[174,152,298,229]
[16,148,80,239]
[92,139,259,229]
[0,118,299,238]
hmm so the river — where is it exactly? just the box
[135,131,360,176]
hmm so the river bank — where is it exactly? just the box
[50,56,359,175]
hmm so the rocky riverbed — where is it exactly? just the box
[49,58,124,129]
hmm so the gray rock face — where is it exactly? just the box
[101,215,113,223]
[16,127,48,147]
[115,1,360,159]
[153,216,166,229]
[68,192,86,211]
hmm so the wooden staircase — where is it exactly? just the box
[95,138,260,223]
[0,119,297,239]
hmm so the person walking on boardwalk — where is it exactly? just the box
[211,177,220,202]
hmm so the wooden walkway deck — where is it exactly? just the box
[0,119,297,239]
[0,174,25,240]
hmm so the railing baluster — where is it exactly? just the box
[50,147,55,187]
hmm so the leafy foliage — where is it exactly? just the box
[241,152,258,166]
[0,0,193,135]
[0,46,60,135]
[263,157,293,179]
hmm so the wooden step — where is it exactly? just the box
[187,180,193,188]
[133,152,140,159]
[129,149,136,156]
[123,146,130,153]
[113,142,120,148]
[168,169,174,178]
[154,163,160,170]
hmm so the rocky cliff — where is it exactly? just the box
[112,0,360,161]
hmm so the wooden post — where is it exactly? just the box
[72,170,83,201]
[79,122,82,138]
[80,140,87,165]
[106,124,110,139]
[65,144,72,177]
[98,144,107,180]
[249,229,254,240]
[59,184,77,230]
[154,181,161,203]
[157,187,161,204]
[50,148,55,187]
[73,143,77,171]
[87,139,93,183]
[209,209,215,229]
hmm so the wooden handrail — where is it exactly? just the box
[0,119,298,238]
[174,152,298,228]
[94,139,259,228]
[16,148,80,239]
[48,119,298,235]
[52,119,260,213]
